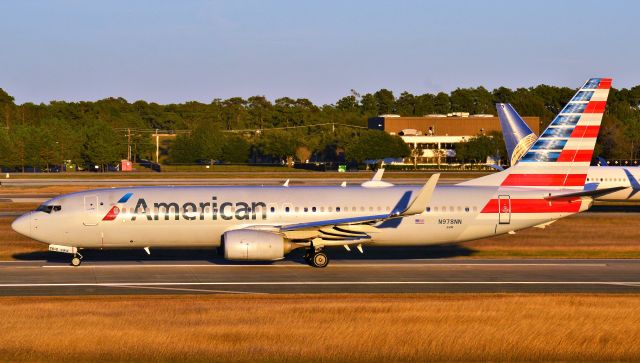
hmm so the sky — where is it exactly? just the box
[0,0,638,105]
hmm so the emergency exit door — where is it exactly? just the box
[83,195,99,226]
[498,195,511,224]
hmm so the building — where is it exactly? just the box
[368,114,540,164]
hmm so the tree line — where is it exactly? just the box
[0,83,639,170]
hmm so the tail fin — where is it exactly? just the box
[496,103,537,166]
[463,78,612,189]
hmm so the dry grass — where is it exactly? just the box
[0,294,638,362]
[0,202,39,212]
[463,213,640,258]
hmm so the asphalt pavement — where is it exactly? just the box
[1,258,639,296]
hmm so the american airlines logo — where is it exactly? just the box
[103,193,268,221]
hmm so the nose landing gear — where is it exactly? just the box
[48,244,83,267]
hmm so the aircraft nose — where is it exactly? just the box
[11,213,31,237]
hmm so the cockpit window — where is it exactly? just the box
[35,205,61,214]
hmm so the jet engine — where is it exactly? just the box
[223,229,299,261]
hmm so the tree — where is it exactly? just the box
[83,121,124,171]
[274,97,297,127]
[221,97,247,130]
[360,93,378,116]
[433,92,451,114]
[336,95,359,112]
[191,121,224,161]
[0,88,15,129]
[42,118,83,165]
[6,124,32,171]
[168,134,200,163]
[414,93,436,116]
[247,96,273,130]
[450,87,493,114]
[257,130,300,166]
[456,132,505,164]
[344,130,410,162]
[373,89,395,115]
[221,134,251,163]
[396,91,416,116]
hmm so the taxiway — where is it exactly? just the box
[1,258,639,296]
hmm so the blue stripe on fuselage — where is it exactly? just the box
[118,192,134,203]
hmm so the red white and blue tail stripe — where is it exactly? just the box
[463,78,611,189]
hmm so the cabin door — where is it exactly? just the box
[498,195,511,224]
[83,195,99,226]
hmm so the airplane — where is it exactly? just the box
[11,78,618,267]
[496,98,640,201]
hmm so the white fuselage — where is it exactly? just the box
[13,184,590,250]
[586,166,640,201]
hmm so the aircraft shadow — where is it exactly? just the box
[12,245,475,265]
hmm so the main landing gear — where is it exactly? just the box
[70,252,83,267]
[304,248,329,268]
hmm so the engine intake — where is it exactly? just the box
[223,230,296,261]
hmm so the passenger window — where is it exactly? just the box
[312,207,316,212]
[465,207,469,212]
[336,207,341,212]
[270,207,275,213]
[285,207,290,213]
[304,207,308,212]
[426,207,431,212]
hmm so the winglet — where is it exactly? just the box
[362,168,394,188]
[283,179,289,187]
[598,157,608,166]
[372,168,384,181]
[401,173,439,216]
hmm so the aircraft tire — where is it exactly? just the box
[71,257,81,267]
[311,252,329,268]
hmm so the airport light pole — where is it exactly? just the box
[155,129,160,164]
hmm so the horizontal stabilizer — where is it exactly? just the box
[545,186,627,200]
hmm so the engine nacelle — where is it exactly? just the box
[223,230,296,261]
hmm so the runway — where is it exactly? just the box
[1,258,639,296]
